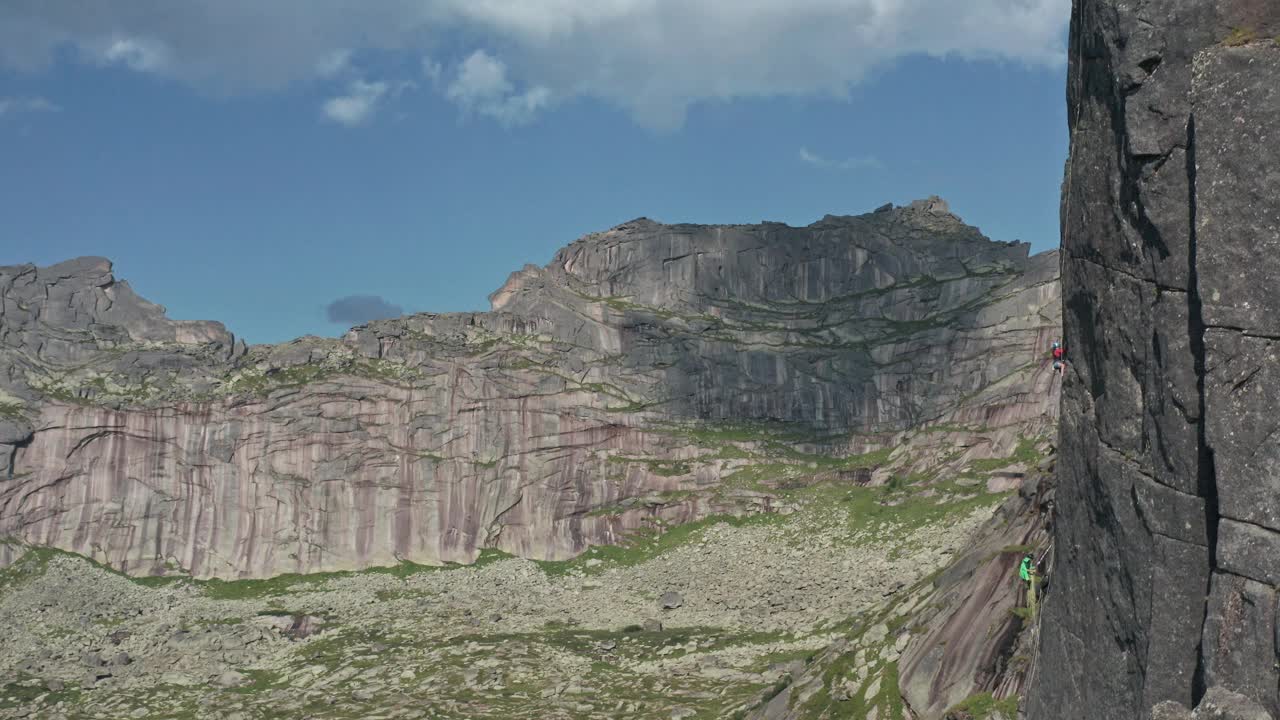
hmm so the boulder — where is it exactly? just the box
[1193,687,1274,720]
[215,671,248,688]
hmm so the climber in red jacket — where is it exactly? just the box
[1051,340,1066,376]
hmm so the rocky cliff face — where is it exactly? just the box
[747,459,1056,720]
[0,198,1060,580]
[1028,2,1280,718]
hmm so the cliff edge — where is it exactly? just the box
[1028,2,1280,718]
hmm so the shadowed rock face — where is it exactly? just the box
[0,200,1060,579]
[1028,2,1280,718]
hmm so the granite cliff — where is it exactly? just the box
[1027,2,1280,719]
[0,198,1060,581]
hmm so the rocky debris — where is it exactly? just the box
[1,201,1059,580]
[0,475,1017,720]
[660,592,684,610]
[215,670,248,688]
[1155,687,1276,720]
[743,466,1055,720]
[1028,2,1280,719]
[1155,702,1196,720]
[284,615,325,640]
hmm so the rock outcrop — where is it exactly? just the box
[0,200,1060,579]
[742,458,1056,720]
[1028,2,1280,718]
[896,465,1054,718]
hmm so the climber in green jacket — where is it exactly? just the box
[1019,554,1038,616]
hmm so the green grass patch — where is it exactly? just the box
[945,691,1019,719]
[966,436,1044,474]
[222,356,423,396]
[225,669,282,695]
[585,490,698,517]
[748,647,821,673]
[199,550,516,600]
[918,422,990,434]
[535,513,785,577]
[798,650,905,719]
[778,480,1009,548]
[0,545,60,591]
[606,455,694,477]
[672,420,839,445]
[0,674,82,710]
[1225,27,1257,46]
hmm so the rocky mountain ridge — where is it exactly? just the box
[2,198,1059,581]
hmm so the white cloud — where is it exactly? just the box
[422,57,444,84]
[316,49,352,78]
[100,36,168,71]
[446,51,511,105]
[322,80,390,127]
[444,50,551,125]
[0,96,61,117]
[321,78,417,126]
[799,147,883,170]
[0,1,1070,129]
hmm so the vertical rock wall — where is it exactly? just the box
[1029,1,1280,717]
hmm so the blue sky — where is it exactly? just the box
[0,1,1070,345]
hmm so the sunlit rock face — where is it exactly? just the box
[0,199,1060,579]
[1027,1,1280,718]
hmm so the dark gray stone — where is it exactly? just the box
[1029,3,1280,720]
[1193,686,1274,720]
[0,417,31,445]
[1217,520,1280,586]
[1195,44,1280,336]
[1131,471,1209,547]
[659,591,684,610]
[1143,535,1213,711]
[1201,573,1279,717]
[1145,292,1202,495]
[1205,331,1280,532]
[1154,701,1195,720]
[759,685,792,720]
